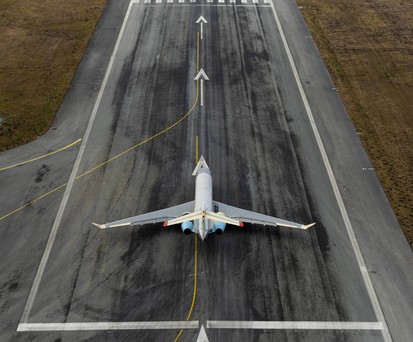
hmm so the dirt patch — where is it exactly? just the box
[297,0,413,249]
[0,0,106,150]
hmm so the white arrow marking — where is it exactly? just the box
[196,15,208,24]
[196,16,208,40]
[194,69,209,107]
[196,325,209,342]
[194,68,209,81]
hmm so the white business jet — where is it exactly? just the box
[93,156,315,240]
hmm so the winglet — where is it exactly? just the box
[192,155,210,176]
[92,222,106,229]
[303,223,316,230]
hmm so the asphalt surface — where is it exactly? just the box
[0,0,412,341]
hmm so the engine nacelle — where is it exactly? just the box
[213,212,227,235]
[181,220,194,235]
[213,221,226,235]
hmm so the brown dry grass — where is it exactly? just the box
[297,0,413,249]
[0,0,106,150]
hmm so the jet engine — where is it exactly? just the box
[181,221,194,235]
[180,212,194,235]
[213,212,227,235]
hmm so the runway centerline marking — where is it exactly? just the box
[196,135,199,164]
[0,138,82,172]
[194,68,209,107]
[268,1,392,341]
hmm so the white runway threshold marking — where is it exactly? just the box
[268,1,393,342]
[17,320,384,332]
[18,322,199,332]
[207,321,385,330]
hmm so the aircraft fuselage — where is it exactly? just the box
[193,165,214,239]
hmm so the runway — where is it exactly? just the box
[0,0,412,341]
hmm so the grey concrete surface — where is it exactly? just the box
[0,0,412,341]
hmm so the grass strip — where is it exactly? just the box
[0,0,106,150]
[297,0,413,248]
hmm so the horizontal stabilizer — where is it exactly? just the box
[93,222,106,229]
[204,211,243,227]
[165,210,204,226]
[164,210,243,227]
[303,223,316,230]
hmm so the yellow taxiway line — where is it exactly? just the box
[173,234,198,342]
[76,32,201,181]
[173,136,201,342]
[0,139,82,172]
[0,183,68,222]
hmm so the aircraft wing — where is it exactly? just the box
[213,201,314,230]
[93,201,195,229]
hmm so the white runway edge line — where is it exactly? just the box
[207,321,384,330]
[19,0,136,324]
[268,2,393,342]
[18,321,199,332]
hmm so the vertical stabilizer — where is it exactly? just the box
[192,155,210,176]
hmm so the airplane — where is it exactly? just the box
[93,156,315,240]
